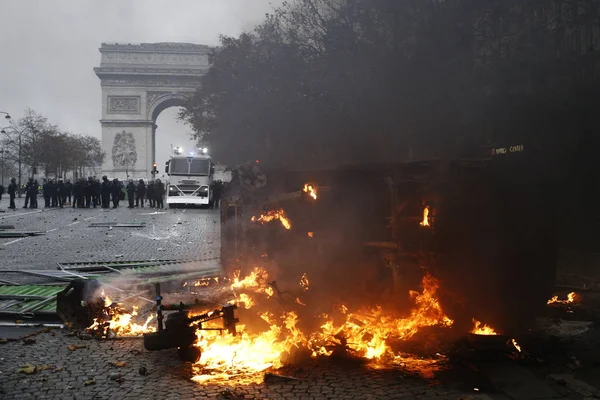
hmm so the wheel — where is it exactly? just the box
[178,346,201,363]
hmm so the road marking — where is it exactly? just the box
[3,238,24,246]
[0,209,49,219]
[47,228,59,232]
[67,221,80,227]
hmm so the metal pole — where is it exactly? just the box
[1,150,4,187]
[17,132,21,198]
[155,283,163,332]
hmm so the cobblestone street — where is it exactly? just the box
[0,329,470,400]
[0,198,220,272]
[0,199,474,399]
[0,198,596,400]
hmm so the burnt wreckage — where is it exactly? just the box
[222,142,557,334]
[57,280,239,362]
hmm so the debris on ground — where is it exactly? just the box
[67,344,87,351]
[138,366,148,375]
[111,361,127,367]
[263,372,299,383]
[109,372,122,382]
[84,379,96,386]
[16,364,37,374]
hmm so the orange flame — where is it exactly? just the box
[547,292,578,305]
[192,269,453,383]
[511,339,522,352]
[471,319,497,335]
[303,184,317,200]
[420,206,430,227]
[251,209,291,230]
[299,273,309,291]
[100,290,113,307]
[296,297,306,306]
[87,305,156,337]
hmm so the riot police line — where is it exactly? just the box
[0,177,167,209]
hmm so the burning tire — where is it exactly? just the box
[178,346,202,363]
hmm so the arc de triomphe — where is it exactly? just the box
[94,42,210,179]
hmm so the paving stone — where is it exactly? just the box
[0,202,475,399]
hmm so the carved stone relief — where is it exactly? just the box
[146,91,170,105]
[102,77,201,87]
[111,131,137,169]
[108,96,140,113]
[101,52,208,66]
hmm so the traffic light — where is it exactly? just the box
[153,162,157,175]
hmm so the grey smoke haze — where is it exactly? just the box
[0,0,283,168]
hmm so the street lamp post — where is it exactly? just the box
[0,149,4,187]
[1,122,24,197]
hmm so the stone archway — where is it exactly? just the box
[94,42,210,179]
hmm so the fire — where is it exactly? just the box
[296,297,306,306]
[511,339,522,352]
[303,184,317,200]
[88,305,156,337]
[307,231,314,238]
[251,209,292,230]
[299,273,309,291]
[192,269,453,383]
[420,206,430,227]
[471,319,497,335]
[547,292,578,305]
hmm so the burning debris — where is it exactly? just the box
[511,339,522,352]
[303,184,318,200]
[419,206,430,227]
[189,267,454,384]
[299,273,309,291]
[466,319,524,357]
[87,303,156,338]
[471,319,498,336]
[250,209,292,230]
[547,292,578,305]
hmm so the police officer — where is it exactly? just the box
[147,181,155,208]
[92,177,101,207]
[101,176,111,208]
[50,179,59,207]
[155,179,165,209]
[43,179,52,208]
[212,180,223,209]
[65,179,73,205]
[84,177,93,208]
[73,178,85,208]
[7,178,16,209]
[126,179,136,208]
[28,179,39,209]
[136,179,146,207]
[111,178,122,208]
[56,179,66,208]
[24,178,34,208]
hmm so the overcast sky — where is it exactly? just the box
[0,0,283,168]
